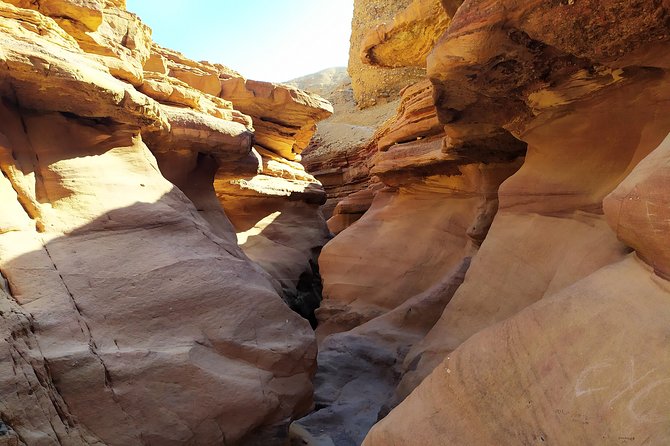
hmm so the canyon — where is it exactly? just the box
[0,0,669,445]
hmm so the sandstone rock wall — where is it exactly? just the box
[0,1,333,444]
[297,69,399,230]
[138,45,334,322]
[344,0,670,444]
[3,0,669,444]
[304,0,466,236]
[349,0,425,108]
[296,0,670,444]
[294,0,520,441]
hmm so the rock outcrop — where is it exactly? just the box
[360,0,450,68]
[297,69,398,227]
[348,0,425,108]
[295,0,670,444]
[0,1,333,444]
[3,0,670,444]
[302,0,463,235]
[139,46,334,322]
[294,0,518,442]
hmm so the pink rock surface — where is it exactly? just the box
[0,1,334,444]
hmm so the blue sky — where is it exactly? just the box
[126,0,354,82]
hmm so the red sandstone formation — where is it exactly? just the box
[0,1,332,444]
[294,0,670,444]
[2,0,670,445]
[299,0,439,235]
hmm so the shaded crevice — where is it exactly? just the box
[0,269,11,299]
[0,415,23,445]
[290,249,323,328]
[1,94,50,230]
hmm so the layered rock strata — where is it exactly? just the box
[140,44,334,321]
[302,0,450,232]
[293,0,524,442]
[0,1,332,444]
[303,0,464,235]
[298,71,399,229]
[295,0,670,444]
[357,0,670,444]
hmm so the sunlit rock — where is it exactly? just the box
[349,0,425,108]
[0,1,331,444]
[361,0,670,443]
[360,0,451,68]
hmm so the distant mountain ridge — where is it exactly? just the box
[285,67,350,98]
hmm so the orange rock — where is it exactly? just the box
[326,184,382,234]
[153,45,224,96]
[349,0,426,108]
[215,76,332,321]
[316,162,520,340]
[374,79,442,151]
[300,91,388,221]
[0,2,166,130]
[0,101,316,444]
[219,77,333,161]
[140,41,333,330]
[6,0,154,85]
[365,255,670,445]
[360,0,452,68]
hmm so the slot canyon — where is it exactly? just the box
[0,0,668,445]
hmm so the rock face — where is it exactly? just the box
[294,0,516,442]
[139,43,334,324]
[360,0,450,68]
[348,0,425,108]
[3,0,670,444]
[318,0,670,444]
[297,68,399,227]
[294,0,670,444]
[302,0,464,235]
[0,1,333,444]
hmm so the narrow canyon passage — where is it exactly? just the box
[1,0,669,445]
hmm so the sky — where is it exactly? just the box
[126,0,354,83]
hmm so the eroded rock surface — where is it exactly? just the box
[0,1,333,444]
[3,0,670,444]
[354,0,670,444]
[293,0,523,441]
[295,0,670,444]
[348,0,425,108]
[296,68,399,229]
[360,0,451,69]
